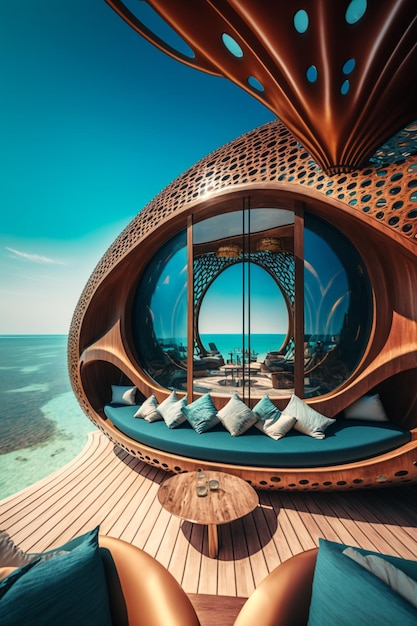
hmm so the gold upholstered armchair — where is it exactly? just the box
[98,535,201,626]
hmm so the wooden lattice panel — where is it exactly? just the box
[69,118,417,371]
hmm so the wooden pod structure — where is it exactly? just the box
[68,117,417,491]
[68,1,417,490]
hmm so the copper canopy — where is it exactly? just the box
[106,0,417,174]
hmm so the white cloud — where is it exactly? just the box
[5,247,66,265]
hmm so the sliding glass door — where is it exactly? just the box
[193,205,294,399]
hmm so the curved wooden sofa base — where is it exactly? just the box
[92,415,417,491]
[98,535,200,626]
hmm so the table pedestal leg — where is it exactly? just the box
[208,524,219,558]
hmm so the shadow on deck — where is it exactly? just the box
[1,430,416,603]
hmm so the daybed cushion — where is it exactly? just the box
[0,527,112,626]
[308,539,417,625]
[104,404,411,468]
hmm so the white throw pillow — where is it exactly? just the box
[255,412,296,440]
[345,394,389,421]
[134,394,161,422]
[283,394,335,439]
[253,395,297,440]
[217,393,258,437]
[252,396,296,440]
[111,385,137,406]
[157,391,187,428]
[343,547,417,609]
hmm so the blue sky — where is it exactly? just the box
[0,1,273,334]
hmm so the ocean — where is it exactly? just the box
[199,333,286,362]
[0,336,94,500]
[0,333,286,501]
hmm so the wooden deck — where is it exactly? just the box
[1,430,417,610]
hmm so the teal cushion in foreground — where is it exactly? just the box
[183,393,220,433]
[308,539,417,625]
[0,527,112,626]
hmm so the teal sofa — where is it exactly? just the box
[103,403,410,468]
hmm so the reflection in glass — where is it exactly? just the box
[132,205,372,402]
[302,215,372,397]
[193,207,294,398]
[132,230,188,390]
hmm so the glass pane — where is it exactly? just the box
[193,207,295,399]
[132,230,188,390]
[303,214,372,397]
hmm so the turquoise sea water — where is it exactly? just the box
[0,336,94,500]
[0,333,286,500]
[199,333,286,362]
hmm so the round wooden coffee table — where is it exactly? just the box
[157,470,259,558]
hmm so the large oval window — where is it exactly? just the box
[132,204,372,400]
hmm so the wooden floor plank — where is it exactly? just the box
[216,523,238,596]
[182,525,204,594]
[198,551,219,595]
[1,431,417,603]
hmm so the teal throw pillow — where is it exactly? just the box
[217,393,258,436]
[307,539,417,625]
[183,393,220,433]
[0,527,112,626]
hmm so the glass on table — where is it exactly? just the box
[196,469,208,497]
